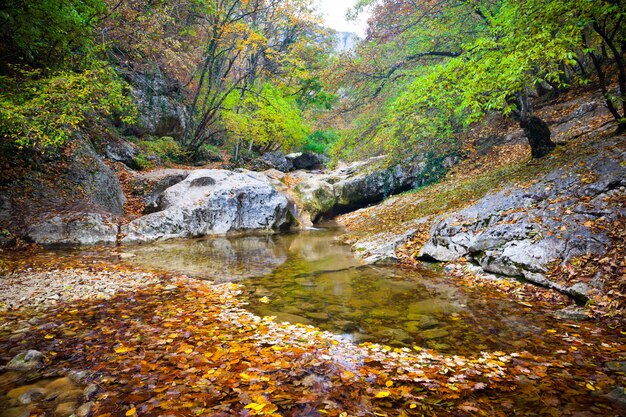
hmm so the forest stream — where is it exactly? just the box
[1,227,625,416]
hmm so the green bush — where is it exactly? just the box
[302,130,339,155]
[137,136,182,162]
[0,63,136,152]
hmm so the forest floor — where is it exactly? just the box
[0,254,625,417]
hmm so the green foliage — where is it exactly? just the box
[0,63,136,151]
[302,130,339,155]
[132,154,151,170]
[136,136,183,162]
[222,83,310,152]
[332,0,626,159]
[0,0,107,67]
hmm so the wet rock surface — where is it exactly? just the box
[0,367,95,417]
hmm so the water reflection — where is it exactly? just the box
[127,227,578,356]
[129,235,288,281]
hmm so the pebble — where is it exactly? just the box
[83,383,98,400]
[2,407,30,417]
[76,401,94,417]
[54,401,78,416]
[421,327,450,340]
[0,269,162,311]
[7,384,44,399]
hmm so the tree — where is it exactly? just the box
[329,0,626,161]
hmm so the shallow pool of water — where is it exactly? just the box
[125,227,585,356]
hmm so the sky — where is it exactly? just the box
[316,0,370,37]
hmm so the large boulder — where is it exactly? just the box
[121,169,295,243]
[104,138,140,169]
[288,152,327,170]
[420,142,626,299]
[256,151,293,172]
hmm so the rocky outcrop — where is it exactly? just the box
[122,70,188,140]
[104,138,140,169]
[293,154,455,222]
[26,213,119,246]
[122,169,295,243]
[0,134,126,246]
[420,137,626,299]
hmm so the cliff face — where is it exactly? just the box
[334,32,359,52]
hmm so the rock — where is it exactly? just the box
[375,328,412,343]
[104,138,139,169]
[257,151,294,172]
[554,305,588,321]
[7,385,44,399]
[290,152,325,170]
[294,178,337,221]
[404,316,441,332]
[54,401,78,417]
[305,312,331,320]
[76,401,94,417]
[568,282,591,302]
[45,377,73,392]
[420,327,449,340]
[271,312,314,326]
[419,145,626,297]
[121,169,294,243]
[57,389,84,403]
[606,387,626,410]
[65,134,126,216]
[352,218,430,265]
[292,153,454,221]
[136,169,190,213]
[26,213,119,246]
[83,384,98,401]
[5,350,44,371]
[123,70,188,140]
[17,388,45,404]
[67,370,88,385]
[2,407,30,417]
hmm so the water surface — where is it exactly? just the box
[127,227,580,356]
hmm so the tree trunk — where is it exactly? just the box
[520,115,556,158]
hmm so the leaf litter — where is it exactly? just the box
[1,264,624,416]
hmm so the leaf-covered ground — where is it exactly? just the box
[0,261,625,417]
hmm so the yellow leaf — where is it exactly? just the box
[259,296,270,304]
[546,329,557,333]
[44,334,55,339]
[244,402,265,412]
[585,383,595,391]
[375,391,390,398]
[114,345,137,354]
[385,380,393,387]
[409,403,417,409]
[126,407,136,416]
